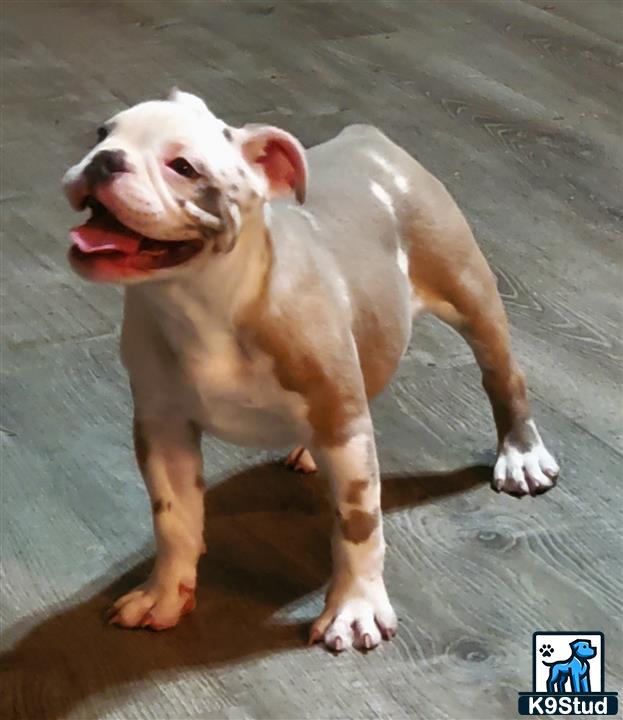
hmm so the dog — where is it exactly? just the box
[62,89,559,651]
[544,640,596,693]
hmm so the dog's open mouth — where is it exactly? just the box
[69,199,205,274]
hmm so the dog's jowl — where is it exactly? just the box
[63,89,559,651]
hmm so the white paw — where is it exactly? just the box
[309,578,397,652]
[493,421,559,497]
[284,446,317,474]
[109,577,196,630]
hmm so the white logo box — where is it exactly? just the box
[534,632,603,693]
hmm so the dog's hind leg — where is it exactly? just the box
[406,195,559,496]
[546,671,557,694]
[547,666,567,693]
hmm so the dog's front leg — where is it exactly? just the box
[110,416,204,630]
[310,424,397,651]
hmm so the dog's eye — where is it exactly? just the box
[168,157,200,179]
[96,126,109,142]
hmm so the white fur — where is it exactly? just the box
[394,174,409,193]
[370,180,396,216]
[397,247,409,275]
[366,149,410,195]
[64,97,263,245]
[493,420,559,496]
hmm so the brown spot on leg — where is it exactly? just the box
[152,499,163,514]
[505,418,538,452]
[345,479,369,505]
[338,508,380,544]
[133,419,149,473]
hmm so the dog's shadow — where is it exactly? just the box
[0,461,489,720]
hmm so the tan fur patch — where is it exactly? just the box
[337,508,379,544]
[237,231,367,447]
[345,479,369,505]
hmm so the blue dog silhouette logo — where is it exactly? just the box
[541,638,596,694]
[518,631,618,715]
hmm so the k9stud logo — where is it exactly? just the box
[518,632,618,715]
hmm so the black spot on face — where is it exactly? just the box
[223,127,233,141]
[195,186,222,216]
[230,183,239,192]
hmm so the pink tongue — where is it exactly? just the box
[70,223,142,255]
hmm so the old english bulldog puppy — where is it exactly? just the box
[63,89,559,651]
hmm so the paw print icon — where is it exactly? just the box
[539,643,554,658]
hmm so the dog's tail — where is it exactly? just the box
[542,655,572,667]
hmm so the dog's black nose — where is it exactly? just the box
[84,149,128,188]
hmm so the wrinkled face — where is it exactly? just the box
[63,89,307,283]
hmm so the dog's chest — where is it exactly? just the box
[179,325,308,447]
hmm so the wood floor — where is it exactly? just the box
[1,1,621,718]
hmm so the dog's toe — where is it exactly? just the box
[493,427,558,497]
[110,580,196,630]
[284,446,317,474]
[309,580,396,653]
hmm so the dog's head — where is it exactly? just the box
[63,89,307,283]
[570,640,597,660]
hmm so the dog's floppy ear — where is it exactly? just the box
[237,125,307,204]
